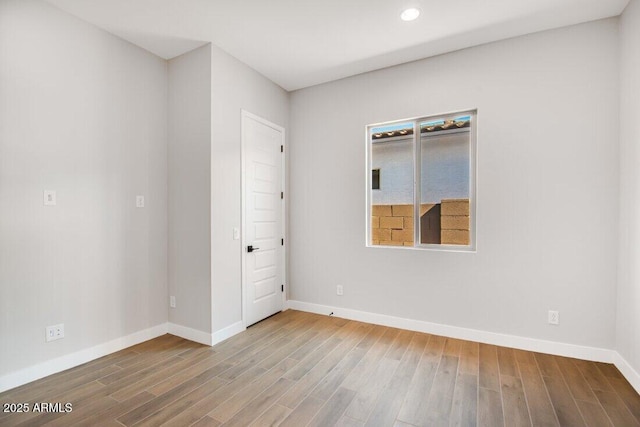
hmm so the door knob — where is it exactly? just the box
[247,245,259,253]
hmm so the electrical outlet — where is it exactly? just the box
[43,190,56,206]
[336,285,343,296]
[548,310,559,325]
[136,195,145,208]
[170,296,176,308]
[46,324,64,342]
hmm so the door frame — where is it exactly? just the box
[240,109,286,328]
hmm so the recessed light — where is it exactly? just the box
[401,8,420,21]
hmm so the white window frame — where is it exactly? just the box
[365,109,477,252]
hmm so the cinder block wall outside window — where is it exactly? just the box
[371,199,469,246]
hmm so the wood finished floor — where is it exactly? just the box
[1,310,639,427]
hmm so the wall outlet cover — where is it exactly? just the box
[45,324,64,342]
[43,190,56,206]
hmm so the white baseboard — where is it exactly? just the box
[287,300,613,363]
[168,321,245,347]
[0,323,168,393]
[211,321,245,346]
[0,320,248,394]
[168,323,213,346]
[612,352,640,394]
[4,305,636,396]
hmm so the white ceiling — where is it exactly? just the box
[45,0,629,91]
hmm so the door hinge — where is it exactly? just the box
[281,284,284,292]
[281,191,284,199]
[281,238,284,246]
[280,145,283,153]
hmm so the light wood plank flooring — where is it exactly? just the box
[1,310,639,426]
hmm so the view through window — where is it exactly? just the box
[368,111,476,249]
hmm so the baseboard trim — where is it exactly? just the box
[3,305,633,395]
[287,300,613,363]
[0,323,168,393]
[168,323,213,346]
[168,321,245,347]
[211,321,245,346]
[612,352,640,394]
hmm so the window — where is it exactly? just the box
[372,169,381,190]
[367,110,476,250]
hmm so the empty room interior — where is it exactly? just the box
[2,0,640,425]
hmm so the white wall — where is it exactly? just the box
[372,139,414,205]
[617,0,640,375]
[421,132,470,204]
[0,0,168,377]
[168,45,212,334]
[289,19,619,349]
[209,45,289,333]
[372,131,470,205]
[166,43,289,339]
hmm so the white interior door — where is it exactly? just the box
[242,111,284,327]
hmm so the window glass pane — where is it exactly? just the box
[370,122,415,246]
[419,115,471,245]
[372,169,380,190]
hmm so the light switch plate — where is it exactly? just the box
[43,190,56,206]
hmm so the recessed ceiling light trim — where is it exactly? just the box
[401,8,421,22]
